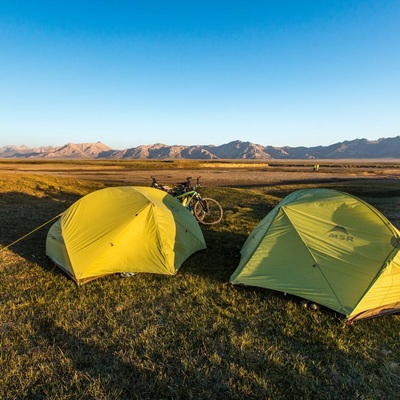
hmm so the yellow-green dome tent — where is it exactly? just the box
[46,186,206,285]
[230,189,400,323]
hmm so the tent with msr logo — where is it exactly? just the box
[230,188,400,323]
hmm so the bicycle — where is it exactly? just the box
[151,176,223,225]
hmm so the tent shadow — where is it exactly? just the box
[0,190,80,271]
[180,227,248,283]
[29,317,150,398]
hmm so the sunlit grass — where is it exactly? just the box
[1,173,399,399]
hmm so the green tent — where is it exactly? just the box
[230,189,400,323]
[46,186,206,285]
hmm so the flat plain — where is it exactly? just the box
[2,158,400,186]
[1,159,399,399]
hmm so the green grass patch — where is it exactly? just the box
[1,174,399,399]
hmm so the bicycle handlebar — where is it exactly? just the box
[151,176,203,193]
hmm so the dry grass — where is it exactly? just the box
[1,166,400,399]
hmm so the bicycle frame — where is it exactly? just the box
[175,190,202,210]
[150,176,222,224]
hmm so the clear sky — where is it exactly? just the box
[1,1,399,150]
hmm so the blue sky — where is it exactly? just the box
[1,1,399,149]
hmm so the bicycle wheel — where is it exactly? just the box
[194,197,223,225]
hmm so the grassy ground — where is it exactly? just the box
[0,173,399,399]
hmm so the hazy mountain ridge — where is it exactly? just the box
[1,137,400,159]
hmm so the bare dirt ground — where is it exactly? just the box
[107,167,400,188]
[1,160,400,187]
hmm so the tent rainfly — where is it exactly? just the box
[46,186,206,285]
[230,188,400,323]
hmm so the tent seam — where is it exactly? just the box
[282,207,347,314]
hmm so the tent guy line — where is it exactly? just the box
[0,212,63,254]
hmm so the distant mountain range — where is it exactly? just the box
[1,136,400,159]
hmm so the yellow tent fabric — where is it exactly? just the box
[230,189,400,323]
[46,186,206,284]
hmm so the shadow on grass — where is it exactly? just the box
[182,228,248,283]
[0,191,79,268]
[30,309,352,399]
[31,317,148,398]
